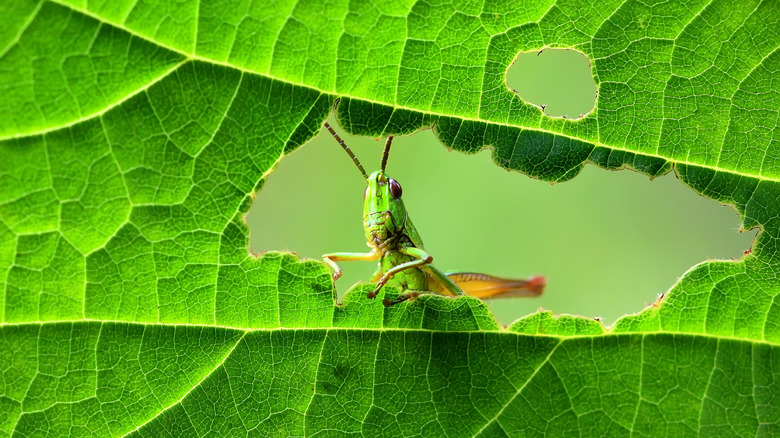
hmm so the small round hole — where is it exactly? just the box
[507,48,597,119]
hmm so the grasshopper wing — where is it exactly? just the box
[445,272,545,299]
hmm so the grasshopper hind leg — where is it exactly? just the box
[382,290,436,307]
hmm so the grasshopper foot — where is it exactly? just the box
[367,280,388,299]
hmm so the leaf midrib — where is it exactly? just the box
[1,320,777,347]
[7,0,775,185]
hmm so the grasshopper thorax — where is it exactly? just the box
[363,170,407,249]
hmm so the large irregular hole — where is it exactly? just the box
[248,118,753,326]
[507,48,597,118]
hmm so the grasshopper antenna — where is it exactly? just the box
[324,122,368,182]
[380,135,394,173]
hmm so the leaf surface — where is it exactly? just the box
[1,0,780,436]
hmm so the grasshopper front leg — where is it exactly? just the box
[322,250,379,281]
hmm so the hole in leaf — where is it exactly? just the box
[249,118,754,326]
[507,48,597,118]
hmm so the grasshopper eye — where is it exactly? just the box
[388,178,402,199]
[364,186,369,200]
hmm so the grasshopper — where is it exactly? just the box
[322,123,545,307]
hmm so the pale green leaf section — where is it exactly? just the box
[1,0,780,436]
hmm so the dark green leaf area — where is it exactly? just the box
[4,324,778,437]
[336,98,670,184]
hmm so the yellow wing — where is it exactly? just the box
[443,272,545,299]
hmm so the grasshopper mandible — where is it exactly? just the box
[322,123,545,307]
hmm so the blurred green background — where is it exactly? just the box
[248,50,753,326]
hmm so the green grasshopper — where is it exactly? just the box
[322,123,545,307]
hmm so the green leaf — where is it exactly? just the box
[1,0,779,436]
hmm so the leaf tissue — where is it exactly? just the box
[1,0,779,436]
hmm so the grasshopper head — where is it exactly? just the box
[363,170,407,245]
